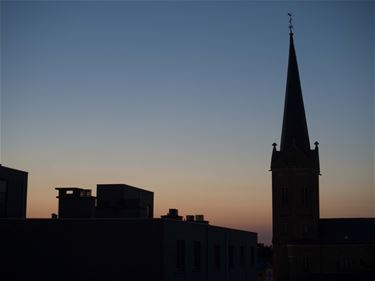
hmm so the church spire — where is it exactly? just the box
[280,20,310,152]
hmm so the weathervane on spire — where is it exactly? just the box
[288,13,293,35]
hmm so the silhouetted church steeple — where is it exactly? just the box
[280,32,310,152]
[271,17,320,281]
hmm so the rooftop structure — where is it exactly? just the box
[0,164,28,218]
[96,184,154,218]
[55,187,96,218]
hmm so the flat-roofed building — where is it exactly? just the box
[0,218,257,281]
[55,187,96,218]
[96,184,154,218]
[0,164,28,218]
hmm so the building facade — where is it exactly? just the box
[55,187,96,218]
[55,184,154,219]
[96,184,154,218]
[0,164,28,218]
[0,218,257,281]
[1,181,257,281]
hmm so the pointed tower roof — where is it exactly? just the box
[280,31,310,152]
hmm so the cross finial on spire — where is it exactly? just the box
[288,13,293,35]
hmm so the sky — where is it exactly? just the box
[1,0,374,244]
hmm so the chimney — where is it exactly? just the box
[195,214,209,224]
[161,208,182,220]
[186,215,195,222]
[195,215,204,222]
[169,208,179,217]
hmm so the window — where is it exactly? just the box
[176,240,185,271]
[250,246,255,266]
[281,187,288,205]
[302,187,309,205]
[123,198,139,208]
[301,256,310,272]
[214,244,221,270]
[302,222,310,234]
[80,190,90,197]
[193,241,201,271]
[146,205,151,217]
[0,180,7,217]
[0,181,6,192]
[228,245,234,269]
[340,257,353,271]
[240,246,245,267]
[281,222,288,233]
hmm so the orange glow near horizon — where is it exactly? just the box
[3,1,374,247]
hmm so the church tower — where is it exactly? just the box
[270,21,320,281]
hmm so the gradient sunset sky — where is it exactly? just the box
[1,0,374,244]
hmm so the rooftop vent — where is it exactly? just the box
[186,215,195,222]
[161,208,183,220]
[195,214,209,224]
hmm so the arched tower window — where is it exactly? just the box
[301,186,309,206]
[281,187,288,205]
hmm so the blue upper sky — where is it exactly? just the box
[1,1,373,243]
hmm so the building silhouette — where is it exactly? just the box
[0,164,28,218]
[55,184,154,219]
[0,181,257,281]
[96,184,154,218]
[55,187,96,218]
[271,28,375,281]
